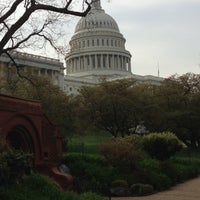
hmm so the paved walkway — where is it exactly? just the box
[112,176,200,200]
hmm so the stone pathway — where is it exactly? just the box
[112,176,200,200]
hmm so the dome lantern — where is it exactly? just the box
[92,0,102,10]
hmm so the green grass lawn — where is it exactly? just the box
[67,131,112,155]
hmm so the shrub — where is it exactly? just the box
[0,149,32,186]
[62,153,117,194]
[136,158,160,172]
[120,134,144,149]
[110,180,130,197]
[111,180,129,188]
[160,160,178,184]
[136,158,172,191]
[171,156,200,182]
[143,132,184,160]
[173,163,198,182]
[138,171,172,191]
[0,173,106,200]
[130,183,154,196]
[99,138,145,172]
[80,192,107,200]
[172,156,200,169]
[0,139,11,153]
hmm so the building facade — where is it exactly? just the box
[0,51,65,90]
[64,0,163,94]
[0,0,163,95]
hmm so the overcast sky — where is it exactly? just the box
[24,0,200,78]
[91,0,200,77]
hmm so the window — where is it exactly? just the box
[103,55,106,68]
[111,40,113,46]
[102,39,104,46]
[87,56,90,66]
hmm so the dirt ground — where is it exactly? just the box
[111,176,200,200]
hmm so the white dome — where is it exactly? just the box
[75,6,119,33]
[65,0,132,78]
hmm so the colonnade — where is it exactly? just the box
[66,54,131,74]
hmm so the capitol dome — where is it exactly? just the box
[65,0,132,78]
[75,3,119,33]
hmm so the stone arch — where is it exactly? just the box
[3,114,42,165]
[7,125,34,153]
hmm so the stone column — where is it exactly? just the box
[89,55,92,70]
[123,56,125,70]
[101,54,103,69]
[71,58,74,73]
[70,60,73,73]
[80,57,83,71]
[110,55,113,69]
[84,56,87,71]
[128,58,131,72]
[117,55,120,69]
[106,54,109,69]
[77,57,79,71]
[119,56,122,69]
[95,55,98,69]
[75,58,77,73]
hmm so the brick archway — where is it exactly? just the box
[3,114,41,165]
[0,94,73,190]
[7,125,35,153]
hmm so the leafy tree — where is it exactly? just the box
[77,79,146,137]
[149,73,200,149]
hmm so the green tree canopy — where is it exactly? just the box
[77,79,149,137]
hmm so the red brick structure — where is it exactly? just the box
[0,94,73,190]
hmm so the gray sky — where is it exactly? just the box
[23,0,200,78]
[99,0,200,77]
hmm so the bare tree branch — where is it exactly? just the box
[5,19,52,52]
[0,0,93,56]
[0,0,23,23]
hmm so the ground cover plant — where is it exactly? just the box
[2,131,200,199]
[62,153,118,194]
[0,138,106,200]
[63,132,200,197]
[0,174,106,200]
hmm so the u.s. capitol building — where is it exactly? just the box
[0,0,163,95]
